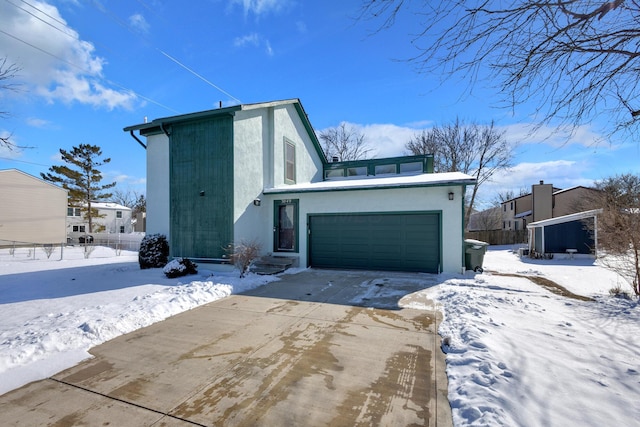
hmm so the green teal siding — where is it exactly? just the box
[308,212,441,273]
[170,116,233,258]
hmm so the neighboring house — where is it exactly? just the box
[124,99,476,274]
[501,181,599,231]
[67,202,133,241]
[0,169,68,245]
[467,206,502,232]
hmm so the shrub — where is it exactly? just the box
[609,284,631,300]
[163,258,198,278]
[224,240,261,278]
[139,234,169,269]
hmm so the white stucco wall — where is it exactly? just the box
[145,133,170,238]
[233,103,325,250]
[263,185,466,273]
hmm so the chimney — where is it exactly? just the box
[540,180,544,185]
[332,156,339,162]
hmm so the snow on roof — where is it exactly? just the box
[526,209,602,228]
[264,172,475,194]
[87,202,131,210]
[514,210,532,218]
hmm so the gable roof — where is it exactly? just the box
[0,168,68,194]
[124,99,327,163]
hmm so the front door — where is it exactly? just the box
[274,199,298,252]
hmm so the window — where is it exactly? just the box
[119,226,125,233]
[67,207,74,216]
[68,208,81,216]
[284,139,296,183]
[375,164,396,175]
[73,225,86,232]
[503,205,506,212]
[72,225,79,232]
[347,167,367,177]
[399,162,422,174]
[116,211,123,219]
[324,169,344,179]
[510,202,514,210]
[515,221,519,230]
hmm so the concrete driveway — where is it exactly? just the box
[0,269,452,426]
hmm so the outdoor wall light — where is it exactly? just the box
[448,191,454,201]
[253,198,261,206]
[200,191,205,197]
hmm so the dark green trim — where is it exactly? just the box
[293,102,327,164]
[273,199,299,252]
[123,106,242,134]
[323,154,434,179]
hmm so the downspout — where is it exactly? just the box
[161,122,171,138]
[129,130,147,149]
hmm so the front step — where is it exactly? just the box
[250,256,296,275]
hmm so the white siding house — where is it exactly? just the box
[0,169,68,245]
[125,99,475,273]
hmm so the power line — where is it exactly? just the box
[0,28,180,114]
[0,156,51,167]
[88,0,242,103]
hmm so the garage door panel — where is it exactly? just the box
[309,213,440,273]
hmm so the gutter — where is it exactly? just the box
[128,130,147,149]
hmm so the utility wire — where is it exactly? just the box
[88,0,241,104]
[0,29,180,114]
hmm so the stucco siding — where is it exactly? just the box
[233,109,270,249]
[0,170,67,244]
[263,185,465,273]
[146,133,170,238]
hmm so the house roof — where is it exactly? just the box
[526,209,602,229]
[123,98,327,164]
[0,168,68,193]
[264,171,475,194]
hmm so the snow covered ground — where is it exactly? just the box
[1,245,639,426]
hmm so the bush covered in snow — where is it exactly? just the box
[163,258,198,278]
[138,234,169,269]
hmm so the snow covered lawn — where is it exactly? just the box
[1,245,638,426]
[414,247,640,426]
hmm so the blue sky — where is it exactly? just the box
[1,0,638,209]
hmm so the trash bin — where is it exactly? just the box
[464,239,489,273]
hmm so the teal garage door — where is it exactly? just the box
[308,213,441,273]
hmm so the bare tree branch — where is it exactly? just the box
[360,0,640,139]
[319,122,372,161]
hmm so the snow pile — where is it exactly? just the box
[405,247,640,426]
[0,246,277,395]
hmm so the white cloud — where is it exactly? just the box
[230,0,289,16]
[128,13,150,34]
[318,121,429,159]
[0,0,136,110]
[233,33,260,47]
[501,122,605,148]
[233,33,274,56]
[25,117,50,128]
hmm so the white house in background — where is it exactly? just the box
[124,99,476,274]
[66,202,133,241]
[0,169,68,245]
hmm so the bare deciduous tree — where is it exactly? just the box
[360,1,640,138]
[319,122,372,161]
[0,57,22,149]
[112,188,146,214]
[588,174,640,296]
[406,119,513,226]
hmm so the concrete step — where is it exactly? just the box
[250,256,296,275]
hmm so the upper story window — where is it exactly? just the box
[399,162,422,174]
[67,207,81,217]
[347,167,367,177]
[375,164,396,175]
[116,211,123,219]
[284,139,296,184]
